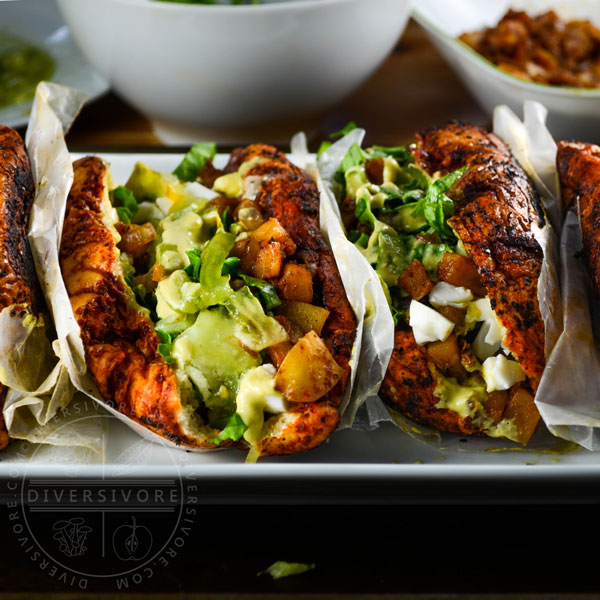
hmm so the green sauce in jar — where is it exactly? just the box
[0,34,54,108]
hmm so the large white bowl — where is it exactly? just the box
[57,0,410,129]
[413,0,600,142]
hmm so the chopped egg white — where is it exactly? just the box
[184,181,219,201]
[264,395,289,414]
[409,300,455,345]
[481,354,526,392]
[471,297,508,361]
[429,281,473,308]
[156,195,173,215]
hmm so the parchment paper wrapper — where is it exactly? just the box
[29,91,381,451]
[529,123,600,450]
[316,103,564,451]
[291,133,395,428]
[4,81,105,455]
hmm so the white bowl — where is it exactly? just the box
[412,0,600,142]
[57,0,410,129]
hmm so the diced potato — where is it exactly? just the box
[238,218,297,280]
[70,292,101,315]
[275,331,344,403]
[239,237,283,279]
[365,157,384,185]
[267,340,294,369]
[485,390,509,425]
[116,222,156,262]
[251,218,296,256]
[427,334,466,380]
[398,259,434,300]
[278,300,330,336]
[238,236,258,272]
[274,315,303,345]
[256,242,285,280]
[436,305,466,327]
[231,236,250,259]
[277,263,314,303]
[438,252,486,297]
[504,385,540,445]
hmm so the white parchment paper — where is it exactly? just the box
[0,81,90,449]
[4,81,105,455]
[291,132,395,428]
[28,96,380,451]
[316,103,564,450]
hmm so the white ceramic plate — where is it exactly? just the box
[412,0,600,142]
[3,398,600,501]
[2,150,600,502]
[0,0,109,129]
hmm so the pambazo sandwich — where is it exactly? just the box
[59,143,357,458]
[326,122,545,444]
[0,126,44,450]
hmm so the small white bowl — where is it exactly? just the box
[57,0,410,129]
[412,0,600,142]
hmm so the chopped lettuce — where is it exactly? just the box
[173,142,216,182]
[333,141,468,327]
[211,413,248,444]
[112,185,139,224]
[196,230,236,309]
[258,561,316,580]
[184,248,203,281]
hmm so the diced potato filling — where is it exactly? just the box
[275,331,344,403]
[426,334,467,381]
[277,263,314,303]
[408,250,537,443]
[239,218,297,279]
[277,300,330,337]
[503,386,539,445]
[398,258,434,300]
[438,252,486,297]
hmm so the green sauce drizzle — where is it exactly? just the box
[0,34,54,109]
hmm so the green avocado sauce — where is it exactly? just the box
[0,33,54,109]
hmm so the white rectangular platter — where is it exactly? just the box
[2,152,599,504]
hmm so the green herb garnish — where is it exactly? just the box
[411,167,467,241]
[184,248,203,281]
